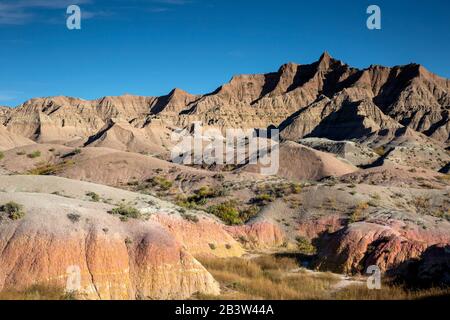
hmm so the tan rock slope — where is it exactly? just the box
[0,125,34,151]
[243,141,357,181]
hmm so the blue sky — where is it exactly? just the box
[0,0,449,106]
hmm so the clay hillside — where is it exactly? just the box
[0,53,449,300]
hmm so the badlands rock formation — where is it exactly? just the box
[0,53,449,297]
[1,53,448,149]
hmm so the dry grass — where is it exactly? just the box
[197,255,339,300]
[197,255,450,300]
[348,202,369,223]
[335,284,450,300]
[27,160,75,175]
[0,284,76,300]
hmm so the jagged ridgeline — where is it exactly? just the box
[1,52,449,152]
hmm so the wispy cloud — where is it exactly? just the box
[147,7,170,13]
[146,0,192,13]
[0,0,92,25]
[152,0,191,4]
[0,0,193,24]
[0,90,23,102]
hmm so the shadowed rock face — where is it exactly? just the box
[315,219,450,276]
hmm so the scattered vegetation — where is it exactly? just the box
[207,201,242,225]
[27,151,41,159]
[197,255,450,300]
[373,146,386,157]
[295,236,317,255]
[436,174,450,182]
[253,182,302,203]
[0,201,25,220]
[67,213,81,223]
[0,151,4,160]
[176,186,229,208]
[27,160,75,175]
[213,173,225,181]
[197,255,339,300]
[86,191,100,202]
[348,202,369,223]
[109,204,142,221]
[413,196,431,214]
[239,205,260,223]
[62,148,82,158]
[335,284,450,300]
[251,193,275,206]
[180,212,199,223]
[429,210,450,222]
[147,176,173,191]
[0,284,77,300]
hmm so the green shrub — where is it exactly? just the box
[175,195,199,210]
[213,174,225,181]
[239,206,260,223]
[295,236,316,255]
[0,151,4,160]
[86,192,100,202]
[27,151,41,159]
[187,186,228,204]
[0,201,25,220]
[251,193,275,206]
[67,213,81,223]
[16,151,26,156]
[109,204,142,220]
[147,176,173,191]
[207,201,242,225]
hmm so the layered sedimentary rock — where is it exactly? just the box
[315,217,450,275]
[0,192,220,299]
[1,52,448,148]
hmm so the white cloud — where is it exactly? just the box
[0,0,92,25]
